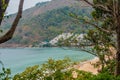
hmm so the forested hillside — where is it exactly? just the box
[0,0,92,47]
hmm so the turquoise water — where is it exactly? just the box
[0,47,94,75]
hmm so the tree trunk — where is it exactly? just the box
[115,22,120,76]
[0,0,24,44]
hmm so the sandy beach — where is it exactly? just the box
[73,46,116,74]
[74,57,99,74]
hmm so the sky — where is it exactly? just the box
[6,0,51,14]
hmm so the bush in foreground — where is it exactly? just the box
[1,58,120,80]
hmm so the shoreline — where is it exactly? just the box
[74,57,99,74]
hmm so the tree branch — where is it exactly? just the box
[60,47,97,56]
[83,20,112,34]
[79,0,112,13]
[79,48,97,56]
[72,16,113,34]
[0,0,24,43]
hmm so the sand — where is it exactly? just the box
[73,46,116,74]
[74,57,99,74]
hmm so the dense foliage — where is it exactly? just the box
[84,0,120,75]
[0,67,11,80]
[56,0,117,76]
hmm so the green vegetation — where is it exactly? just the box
[35,1,49,7]
[57,0,119,76]
[1,1,92,46]
[0,58,119,80]
[1,0,120,79]
[82,0,120,76]
[27,6,92,41]
[13,58,74,80]
[0,67,11,80]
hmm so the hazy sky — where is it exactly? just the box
[6,0,51,14]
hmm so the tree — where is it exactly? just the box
[59,0,119,75]
[81,0,120,76]
[57,29,115,73]
[0,0,24,43]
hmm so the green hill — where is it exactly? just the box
[0,0,92,47]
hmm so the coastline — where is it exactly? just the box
[74,57,99,74]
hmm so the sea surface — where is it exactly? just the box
[0,47,94,75]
